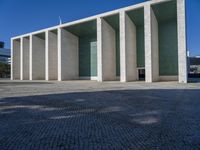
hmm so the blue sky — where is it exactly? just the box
[0,0,199,56]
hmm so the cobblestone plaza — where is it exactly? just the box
[0,81,200,149]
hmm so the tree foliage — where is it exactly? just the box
[0,62,10,77]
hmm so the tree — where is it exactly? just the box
[0,62,10,78]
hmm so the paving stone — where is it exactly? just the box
[0,81,200,150]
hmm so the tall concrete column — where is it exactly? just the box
[29,35,33,80]
[31,34,46,80]
[97,17,116,82]
[21,37,30,80]
[11,39,13,80]
[177,0,187,83]
[45,31,58,80]
[12,39,21,80]
[20,37,23,80]
[58,28,79,81]
[45,32,49,80]
[120,11,138,82]
[144,4,159,83]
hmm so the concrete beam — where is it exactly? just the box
[97,17,116,82]
[58,28,79,81]
[12,39,21,80]
[177,0,187,83]
[120,11,138,82]
[31,34,46,80]
[45,30,58,80]
[21,37,30,80]
[144,4,159,83]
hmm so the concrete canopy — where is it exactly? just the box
[152,0,177,22]
[65,20,97,36]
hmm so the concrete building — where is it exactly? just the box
[0,42,10,64]
[11,0,188,83]
[0,41,11,78]
[188,56,200,75]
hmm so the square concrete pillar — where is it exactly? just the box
[29,35,32,80]
[11,39,13,80]
[20,37,23,80]
[97,17,116,82]
[11,39,21,80]
[144,4,159,83]
[120,11,138,82]
[45,30,58,80]
[30,34,46,80]
[58,28,79,81]
[177,0,187,83]
[21,37,30,80]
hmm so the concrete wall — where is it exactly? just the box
[160,76,178,81]
[120,11,138,82]
[58,28,79,81]
[97,17,116,81]
[22,37,30,80]
[31,35,46,80]
[144,4,159,82]
[46,31,58,80]
[137,26,145,68]
[177,0,187,83]
[12,39,21,80]
[159,21,178,76]
[79,35,97,77]
[116,31,120,77]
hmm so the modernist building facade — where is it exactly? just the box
[11,0,188,83]
[0,42,10,64]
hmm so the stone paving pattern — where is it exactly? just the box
[0,81,200,150]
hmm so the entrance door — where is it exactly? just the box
[138,69,145,81]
